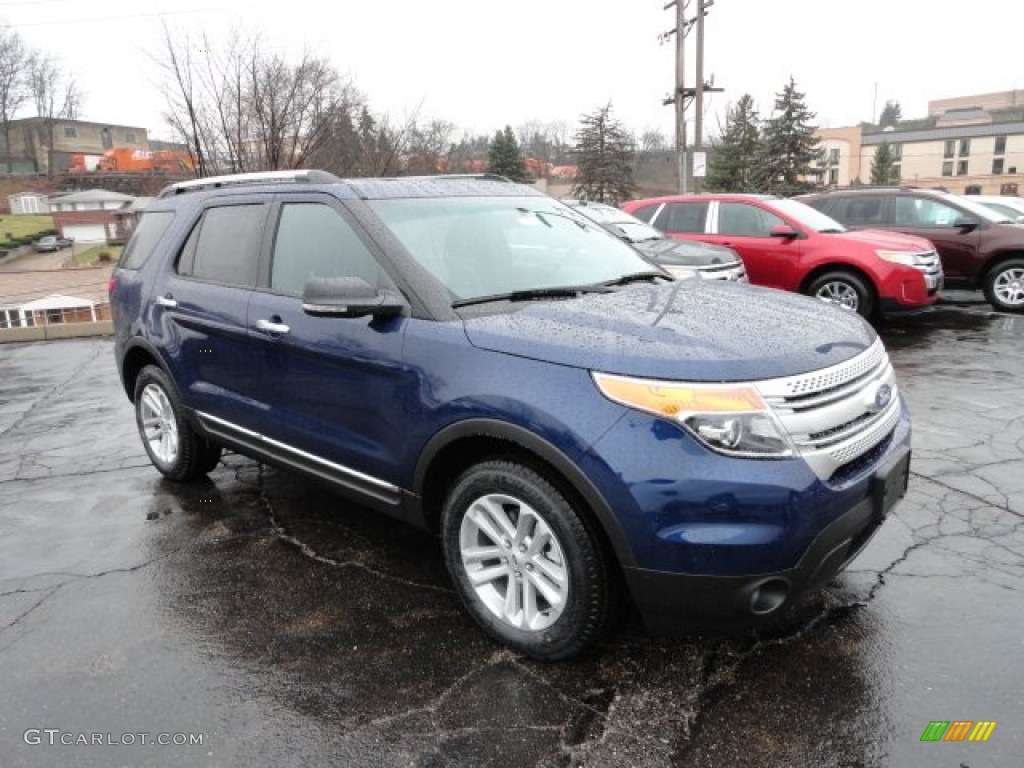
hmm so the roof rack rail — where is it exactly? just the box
[379,173,514,183]
[158,169,340,198]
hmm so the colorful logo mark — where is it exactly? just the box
[920,721,997,742]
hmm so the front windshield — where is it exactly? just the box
[772,198,847,232]
[568,203,662,241]
[950,194,1016,223]
[976,201,1023,221]
[367,196,657,301]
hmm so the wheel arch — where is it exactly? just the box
[120,338,171,402]
[981,250,1024,281]
[798,262,878,299]
[413,419,637,569]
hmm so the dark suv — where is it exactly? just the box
[110,171,912,659]
[798,187,1024,312]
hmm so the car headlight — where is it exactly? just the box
[876,249,920,266]
[592,372,795,458]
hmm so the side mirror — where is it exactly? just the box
[301,276,406,319]
[769,224,799,239]
[953,217,979,232]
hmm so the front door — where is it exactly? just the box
[703,201,802,290]
[246,195,413,496]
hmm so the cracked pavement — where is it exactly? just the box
[1,301,1021,767]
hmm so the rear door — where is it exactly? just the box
[151,198,269,431]
[245,194,412,497]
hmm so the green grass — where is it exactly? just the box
[0,215,55,242]
[74,244,123,266]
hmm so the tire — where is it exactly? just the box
[982,258,1024,312]
[441,459,616,661]
[134,365,222,481]
[805,271,875,318]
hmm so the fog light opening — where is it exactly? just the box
[748,578,790,615]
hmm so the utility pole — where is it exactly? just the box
[693,0,722,193]
[670,0,688,193]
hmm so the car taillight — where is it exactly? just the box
[107,276,118,296]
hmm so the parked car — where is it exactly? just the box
[622,194,943,318]
[797,187,1024,312]
[963,194,1024,224]
[561,199,747,281]
[110,171,912,660]
[33,235,73,252]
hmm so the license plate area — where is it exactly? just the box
[872,446,911,521]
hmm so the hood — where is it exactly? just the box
[631,237,742,267]
[834,228,935,251]
[461,280,875,381]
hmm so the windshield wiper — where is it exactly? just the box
[452,286,609,308]
[597,271,668,287]
[818,228,846,234]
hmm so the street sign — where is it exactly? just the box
[693,151,707,178]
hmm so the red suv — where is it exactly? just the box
[622,194,943,318]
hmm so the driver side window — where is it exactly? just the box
[717,202,784,237]
[270,203,380,296]
[890,198,962,227]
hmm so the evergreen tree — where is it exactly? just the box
[704,94,761,192]
[487,126,527,182]
[755,77,822,196]
[570,103,637,204]
[870,141,898,185]
[878,100,902,128]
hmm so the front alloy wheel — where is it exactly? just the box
[442,460,617,660]
[984,259,1024,312]
[459,493,569,632]
[806,271,875,318]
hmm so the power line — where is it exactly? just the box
[0,8,205,27]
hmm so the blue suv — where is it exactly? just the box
[110,171,911,659]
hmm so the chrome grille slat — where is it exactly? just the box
[756,338,900,481]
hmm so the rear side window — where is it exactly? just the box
[830,196,885,227]
[178,205,265,286]
[270,203,379,296]
[119,211,174,270]
[659,202,709,233]
[630,204,661,224]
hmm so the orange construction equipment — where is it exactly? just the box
[67,146,197,173]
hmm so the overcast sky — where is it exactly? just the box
[5,0,1019,144]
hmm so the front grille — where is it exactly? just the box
[757,338,899,481]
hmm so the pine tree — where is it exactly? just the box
[878,100,902,128]
[487,126,527,182]
[704,94,761,192]
[755,77,822,196]
[870,141,898,185]
[570,103,637,204]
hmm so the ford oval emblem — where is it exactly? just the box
[876,384,892,408]
[864,382,892,413]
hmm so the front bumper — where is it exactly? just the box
[581,399,912,631]
[626,443,909,631]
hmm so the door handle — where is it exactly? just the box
[256,318,290,335]
[155,294,177,308]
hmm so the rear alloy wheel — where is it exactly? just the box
[441,460,615,660]
[134,365,222,481]
[983,259,1024,312]
[806,271,874,318]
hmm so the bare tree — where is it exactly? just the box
[158,26,362,176]
[27,53,81,175]
[0,27,30,173]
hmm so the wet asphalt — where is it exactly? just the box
[0,292,1021,767]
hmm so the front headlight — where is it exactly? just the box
[592,372,795,458]
[876,249,920,266]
